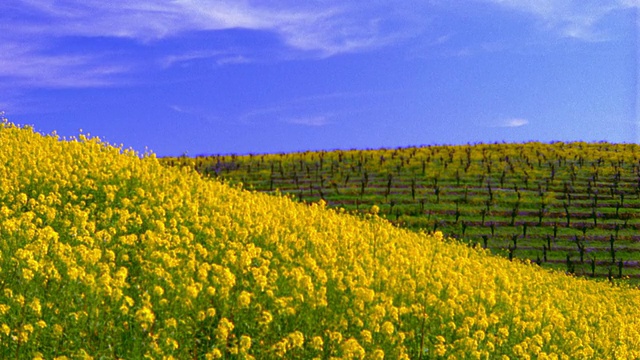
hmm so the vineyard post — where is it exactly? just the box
[566,255,575,274]
[618,259,623,278]
[385,174,393,201]
[563,202,571,226]
[510,203,519,226]
[269,171,274,192]
[411,178,416,201]
[360,172,368,199]
[610,235,616,263]
[574,236,584,263]
[622,213,630,227]
[538,206,545,226]
[331,180,340,195]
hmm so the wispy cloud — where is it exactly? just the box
[500,118,529,127]
[285,116,331,127]
[481,0,639,41]
[169,104,219,124]
[215,55,252,67]
[482,117,530,128]
[159,51,226,69]
[159,50,253,69]
[0,41,131,88]
[0,1,426,89]
[4,0,635,90]
[240,105,334,127]
[238,90,389,125]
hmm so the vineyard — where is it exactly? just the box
[163,142,640,282]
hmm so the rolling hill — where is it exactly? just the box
[2,122,640,358]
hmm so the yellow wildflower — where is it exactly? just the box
[238,291,252,308]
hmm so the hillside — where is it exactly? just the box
[2,122,640,358]
[162,142,640,281]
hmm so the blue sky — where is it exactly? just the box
[1,1,638,156]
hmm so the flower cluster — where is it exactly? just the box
[1,121,640,358]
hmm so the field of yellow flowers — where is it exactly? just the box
[2,120,640,359]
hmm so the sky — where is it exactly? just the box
[1,1,638,157]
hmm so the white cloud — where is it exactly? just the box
[482,118,530,128]
[0,42,131,87]
[502,118,529,127]
[0,0,426,88]
[481,0,638,41]
[5,1,419,54]
[168,104,219,124]
[159,50,253,69]
[215,55,252,66]
[286,116,331,127]
[4,0,636,89]
[238,90,387,126]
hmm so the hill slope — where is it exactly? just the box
[2,122,640,358]
[162,143,640,280]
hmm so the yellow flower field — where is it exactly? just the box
[1,120,640,359]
